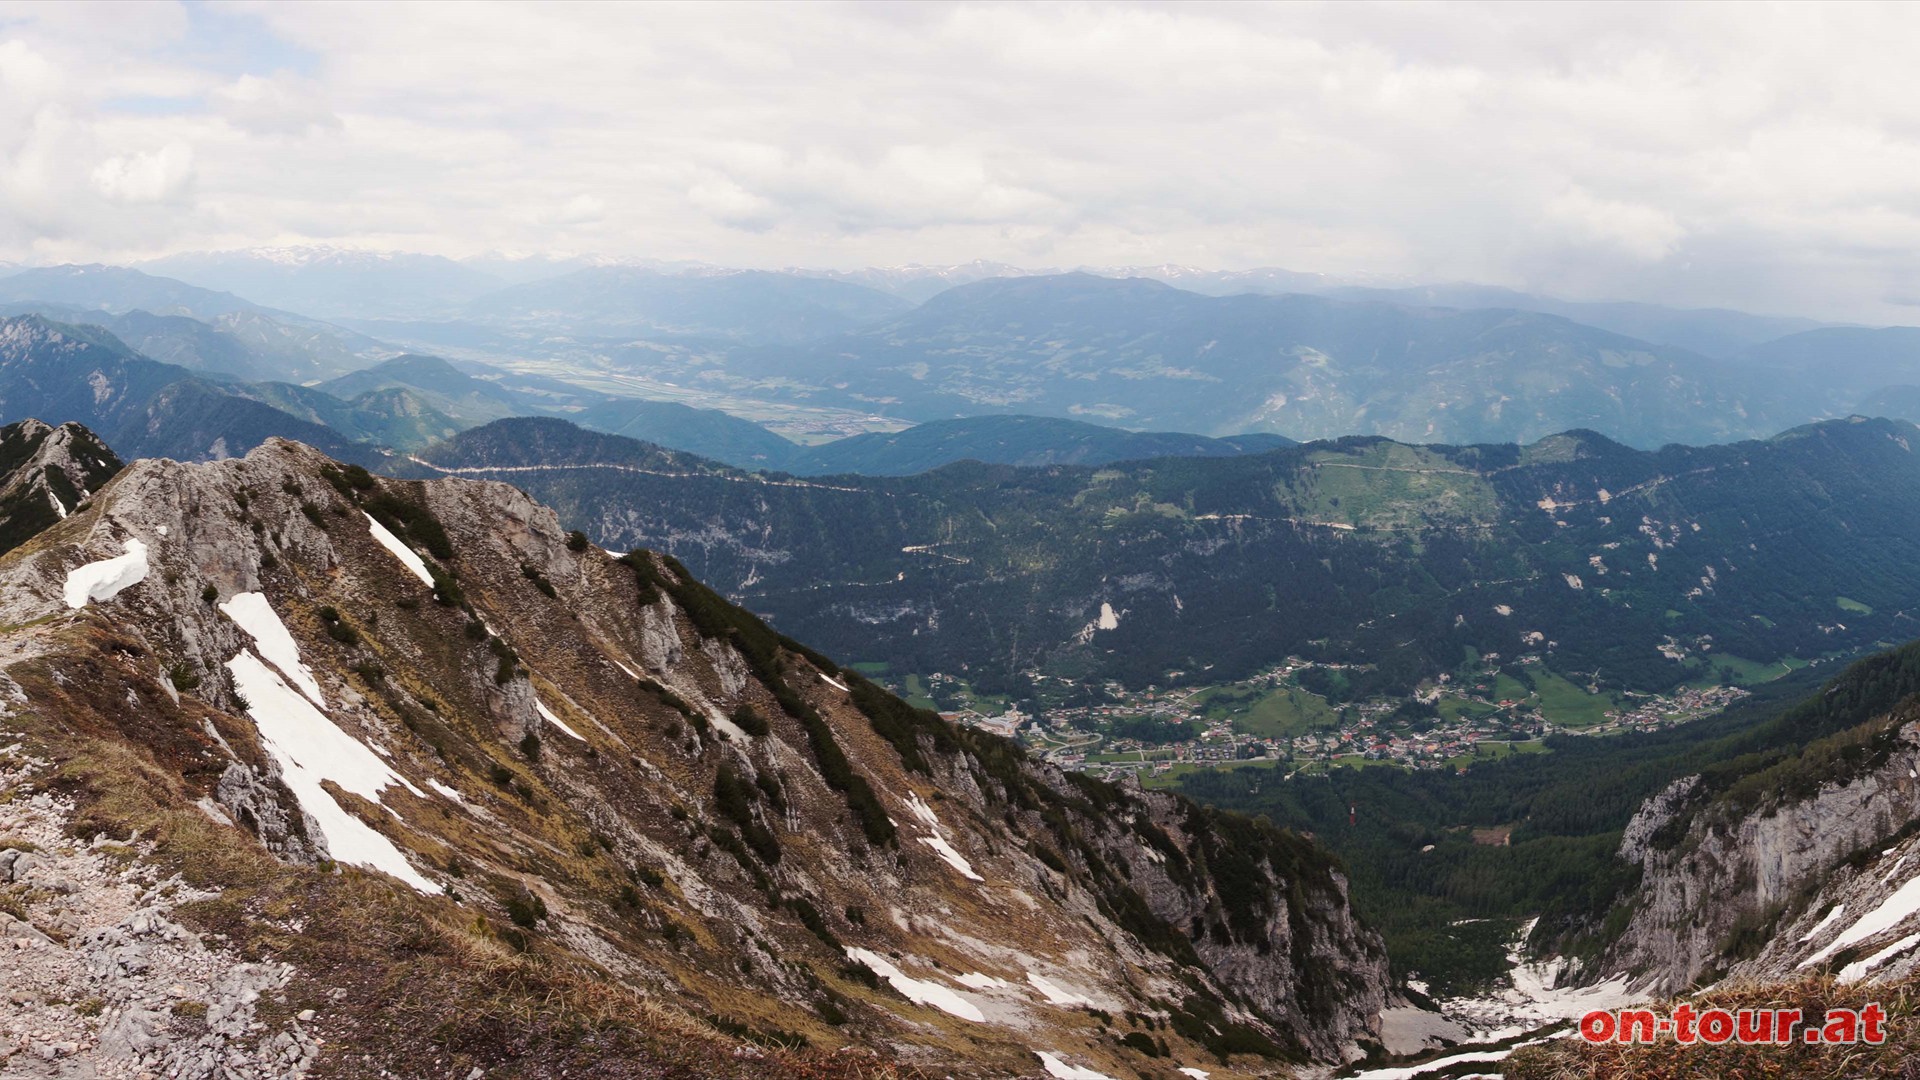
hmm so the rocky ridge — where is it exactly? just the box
[0,420,121,555]
[0,432,1388,1077]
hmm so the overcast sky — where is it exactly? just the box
[2,1,1918,321]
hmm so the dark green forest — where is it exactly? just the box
[408,415,1920,701]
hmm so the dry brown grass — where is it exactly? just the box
[1506,972,1919,1080]
[8,658,925,1080]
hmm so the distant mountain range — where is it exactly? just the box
[784,414,1294,476]
[143,247,501,321]
[0,265,390,381]
[463,266,911,344]
[0,312,1302,479]
[9,253,1920,460]
[0,316,369,462]
[728,273,1820,446]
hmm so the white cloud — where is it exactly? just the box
[1542,188,1686,263]
[214,72,342,136]
[688,178,775,230]
[534,193,607,227]
[90,142,194,203]
[1,2,1919,320]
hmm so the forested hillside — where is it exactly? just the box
[408,415,1920,700]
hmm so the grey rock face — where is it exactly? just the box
[214,761,328,864]
[1606,721,1920,993]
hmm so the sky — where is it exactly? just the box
[1,1,1918,322]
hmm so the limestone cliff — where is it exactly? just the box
[1604,677,1920,994]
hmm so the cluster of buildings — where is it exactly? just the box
[1597,683,1751,733]
[925,656,1755,781]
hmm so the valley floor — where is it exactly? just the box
[892,652,1793,786]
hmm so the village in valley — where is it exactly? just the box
[895,652,1760,782]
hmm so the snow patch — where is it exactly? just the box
[820,672,849,693]
[1885,855,1911,885]
[906,792,940,828]
[425,779,466,804]
[1349,1035,1558,1080]
[1379,1005,1471,1056]
[220,591,325,706]
[1432,919,1635,1042]
[47,489,67,519]
[364,512,433,586]
[1035,1052,1115,1079]
[844,948,983,1022]
[1838,931,1920,984]
[225,650,435,893]
[1802,866,1920,968]
[1178,1070,1210,1079]
[534,699,587,742]
[955,972,1013,990]
[1096,602,1120,631]
[1800,904,1846,943]
[922,835,983,881]
[62,538,148,609]
[1026,972,1095,1007]
[906,792,983,881]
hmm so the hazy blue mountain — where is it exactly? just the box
[317,354,532,426]
[788,414,1295,476]
[0,267,391,380]
[405,415,735,477]
[459,253,718,284]
[232,381,463,449]
[1322,283,1831,358]
[0,315,369,462]
[145,247,505,320]
[1739,326,1920,403]
[570,397,802,469]
[798,261,1036,303]
[795,263,1826,358]
[570,405,1302,475]
[33,308,379,384]
[1109,264,1350,297]
[743,273,1799,447]
[0,265,264,321]
[1858,384,1920,423]
[466,267,911,343]
[74,309,263,378]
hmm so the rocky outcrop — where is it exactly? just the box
[0,418,121,556]
[1605,719,1920,993]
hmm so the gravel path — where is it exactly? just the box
[1,739,320,1078]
